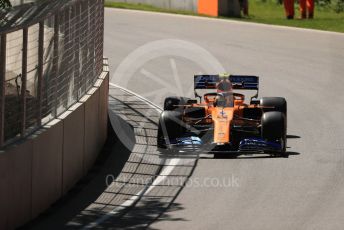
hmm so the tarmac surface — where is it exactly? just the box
[25,8,344,230]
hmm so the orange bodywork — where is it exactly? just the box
[185,95,257,144]
[212,107,234,144]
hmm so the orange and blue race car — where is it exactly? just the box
[157,74,288,158]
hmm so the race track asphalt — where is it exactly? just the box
[104,8,344,230]
[25,8,344,230]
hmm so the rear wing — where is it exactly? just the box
[194,75,259,90]
[194,74,259,99]
[230,75,259,90]
[194,75,218,89]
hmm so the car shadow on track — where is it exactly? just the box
[287,135,301,139]
[200,151,301,160]
[20,115,133,230]
[199,134,301,160]
[21,87,196,230]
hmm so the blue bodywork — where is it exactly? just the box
[239,138,281,151]
[168,136,281,153]
[194,75,259,90]
[169,136,203,146]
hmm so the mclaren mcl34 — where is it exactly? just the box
[157,74,288,158]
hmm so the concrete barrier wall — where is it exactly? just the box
[31,121,63,218]
[0,140,32,229]
[0,69,109,230]
[108,0,199,12]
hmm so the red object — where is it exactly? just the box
[283,0,295,18]
[299,0,314,18]
[198,0,218,17]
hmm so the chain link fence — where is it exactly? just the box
[0,0,104,147]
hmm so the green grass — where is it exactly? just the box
[105,1,344,33]
[240,0,344,32]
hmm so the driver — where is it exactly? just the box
[216,73,233,93]
[215,92,234,107]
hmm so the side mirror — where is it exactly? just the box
[250,98,260,105]
[194,92,202,103]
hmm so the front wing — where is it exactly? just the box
[164,136,282,154]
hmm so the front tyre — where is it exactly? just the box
[157,111,184,149]
[260,97,287,115]
[261,111,288,158]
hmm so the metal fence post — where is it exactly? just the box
[90,0,96,85]
[100,0,104,75]
[0,34,6,147]
[0,0,104,145]
[37,21,44,126]
[53,13,59,117]
[21,28,28,135]
[73,2,81,100]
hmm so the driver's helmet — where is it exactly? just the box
[217,73,233,93]
[215,92,234,107]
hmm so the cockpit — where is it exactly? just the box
[215,93,234,107]
[203,92,245,107]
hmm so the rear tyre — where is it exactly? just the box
[260,97,287,115]
[157,111,184,149]
[261,111,288,158]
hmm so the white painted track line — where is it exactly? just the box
[82,83,182,229]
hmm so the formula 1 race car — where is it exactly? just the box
[157,74,288,158]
